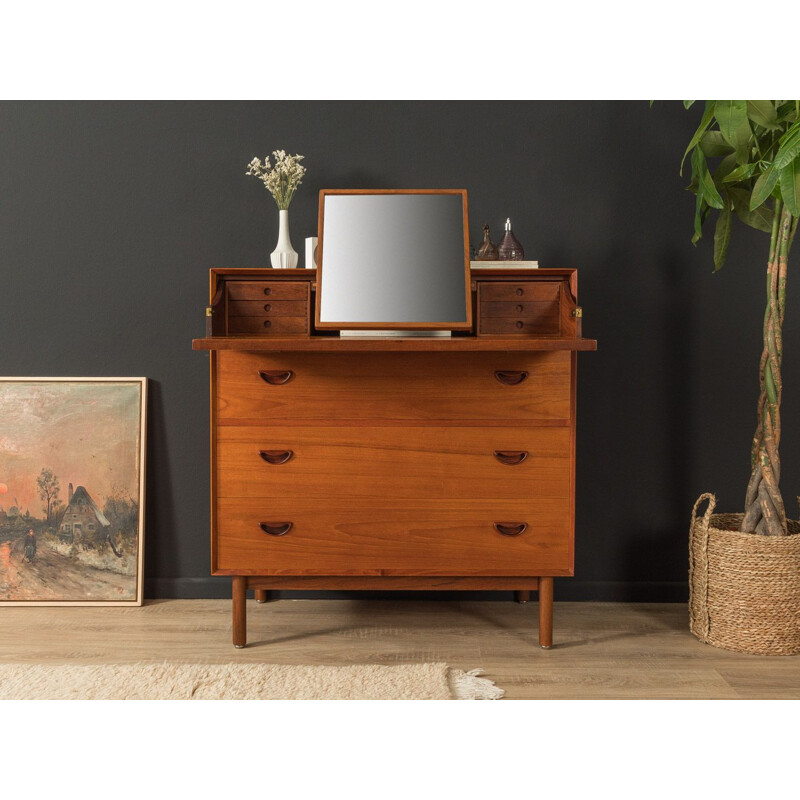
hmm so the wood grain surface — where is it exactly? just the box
[214,498,571,574]
[215,351,572,424]
[215,426,570,500]
[193,336,597,352]
[226,281,309,301]
[4,600,795,699]
[227,300,309,317]
[226,316,308,335]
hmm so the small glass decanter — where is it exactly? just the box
[475,224,499,260]
[498,218,525,261]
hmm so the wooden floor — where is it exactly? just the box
[1,598,798,699]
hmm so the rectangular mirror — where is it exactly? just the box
[315,189,472,331]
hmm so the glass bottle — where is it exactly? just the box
[498,218,525,261]
[475,224,499,261]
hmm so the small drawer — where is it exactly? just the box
[227,300,309,317]
[479,317,559,336]
[226,281,309,301]
[478,281,560,302]
[227,316,309,335]
[481,301,549,318]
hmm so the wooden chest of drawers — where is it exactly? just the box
[195,267,595,649]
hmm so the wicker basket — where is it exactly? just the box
[689,494,800,655]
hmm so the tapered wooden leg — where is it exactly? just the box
[255,589,270,603]
[538,577,553,649]
[232,576,247,648]
[515,590,530,604]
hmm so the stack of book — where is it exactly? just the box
[470,260,539,269]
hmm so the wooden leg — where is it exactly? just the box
[255,589,270,603]
[538,577,553,649]
[515,590,530,604]
[233,576,247,648]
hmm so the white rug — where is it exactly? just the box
[0,662,504,700]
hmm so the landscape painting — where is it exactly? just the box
[0,379,146,605]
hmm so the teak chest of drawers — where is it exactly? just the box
[193,267,596,648]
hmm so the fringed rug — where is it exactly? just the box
[0,662,504,700]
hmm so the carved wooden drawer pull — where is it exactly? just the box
[258,370,294,385]
[493,450,528,466]
[260,522,292,536]
[494,522,528,537]
[494,370,529,386]
[259,450,294,465]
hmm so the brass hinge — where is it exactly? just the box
[206,306,214,317]
[571,307,583,318]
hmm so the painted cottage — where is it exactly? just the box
[58,484,110,545]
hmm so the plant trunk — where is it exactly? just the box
[741,203,795,535]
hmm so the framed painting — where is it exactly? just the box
[0,378,147,606]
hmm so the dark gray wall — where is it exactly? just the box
[1,101,796,601]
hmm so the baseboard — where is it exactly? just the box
[145,578,689,603]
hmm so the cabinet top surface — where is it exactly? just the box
[192,336,597,352]
[209,267,576,279]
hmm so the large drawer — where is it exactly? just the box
[214,498,571,574]
[215,351,571,423]
[215,426,570,500]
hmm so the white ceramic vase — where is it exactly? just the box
[270,208,298,268]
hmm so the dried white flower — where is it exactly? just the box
[246,150,306,209]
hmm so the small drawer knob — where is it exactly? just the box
[259,370,294,385]
[259,450,293,465]
[515,320,524,329]
[264,303,271,312]
[493,450,529,466]
[260,522,292,536]
[264,320,271,328]
[494,370,529,386]
[494,522,528,537]
[516,304,524,312]
[264,287,272,296]
[515,287,524,296]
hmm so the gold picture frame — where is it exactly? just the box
[0,377,147,606]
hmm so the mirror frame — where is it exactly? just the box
[314,188,472,331]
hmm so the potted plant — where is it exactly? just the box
[679,100,800,654]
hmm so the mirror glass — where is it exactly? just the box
[317,192,470,328]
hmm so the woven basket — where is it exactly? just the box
[689,493,800,655]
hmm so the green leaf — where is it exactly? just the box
[721,162,758,184]
[729,187,774,231]
[692,147,725,209]
[692,193,706,244]
[776,101,799,124]
[772,119,800,170]
[681,100,715,176]
[700,131,734,158]
[684,100,696,109]
[714,153,739,182]
[713,204,732,270]
[715,100,751,161]
[746,100,779,130]
[750,165,780,209]
[780,157,800,217]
